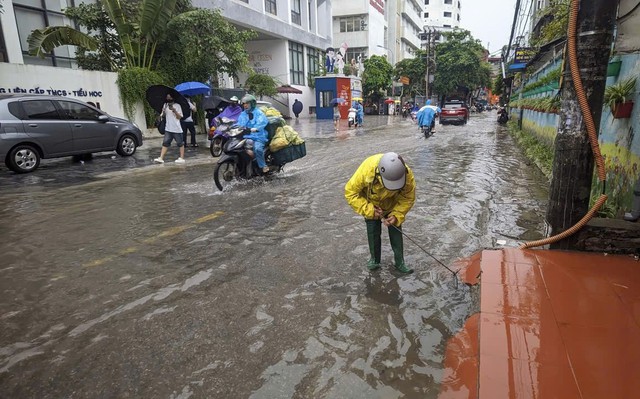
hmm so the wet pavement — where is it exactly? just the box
[0,112,551,398]
[445,248,640,399]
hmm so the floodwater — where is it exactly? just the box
[0,112,550,398]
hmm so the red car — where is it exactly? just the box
[440,100,469,125]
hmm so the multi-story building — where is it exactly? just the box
[422,0,462,32]
[332,0,423,67]
[194,0,333,116]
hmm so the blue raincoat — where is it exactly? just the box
[237,107,269,143]
[416,106,436,127]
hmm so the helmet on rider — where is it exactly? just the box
[230,96,239,104]
[378,152,406,190]
[241,94,257,110]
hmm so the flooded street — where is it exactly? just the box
[0,112,550,398]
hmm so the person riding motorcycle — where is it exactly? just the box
[355,101,364,127]
[416,100,437,132]
[214,96,243,127]
[237,94,270,174]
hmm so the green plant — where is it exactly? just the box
[117,67,167,127]
[603,76,637,111]
[244,73,279,99]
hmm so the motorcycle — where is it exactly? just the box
[209,116,237,157]
[497,109,509,125]
[347,107,357,128]
[420,122,434,138]
[213,126,281,191]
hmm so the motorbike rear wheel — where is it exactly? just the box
[213,159,236,191]
[210,137,223,157]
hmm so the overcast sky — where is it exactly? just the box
[460,0,518,55]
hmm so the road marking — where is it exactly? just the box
[83,211,224,267]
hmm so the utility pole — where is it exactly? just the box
[546,0,618,249]
[425,28,431,100]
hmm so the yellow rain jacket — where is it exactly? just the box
[344,154,416,226]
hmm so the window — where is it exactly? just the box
[445,0,452,4]
[57,101,102,120]
[307,47,321,86]
[265,0,277,15]
[319,91,334,108]
[457,14,460,21]
[444,11,452,17]
[443,24,451,28]
[424,0,429,4]
[289,41,304,85]
[339,15,366,32]
[345,48,366,64]
[291,0,301,25]
[22,100,60,120]
[13,0,80,67]
[424,12,429,18]
[0,27,7,62]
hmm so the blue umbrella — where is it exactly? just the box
[174,81,210,96]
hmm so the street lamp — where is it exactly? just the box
[377,45,394,65]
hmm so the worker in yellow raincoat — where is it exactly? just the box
[345,152,416,273]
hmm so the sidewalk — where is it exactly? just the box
[440,248,640,399]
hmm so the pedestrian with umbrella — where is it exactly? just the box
[174,82,210,148]
[146,85,190,164]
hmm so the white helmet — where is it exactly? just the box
[378,152,406,190]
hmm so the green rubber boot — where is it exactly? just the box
[366,219,381,270]
[389,225,413,274]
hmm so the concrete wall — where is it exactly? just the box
[0,63,147,132]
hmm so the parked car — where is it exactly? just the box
[0,94,143,173]
[440,100,469,125]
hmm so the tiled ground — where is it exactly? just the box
[440,248,640,399]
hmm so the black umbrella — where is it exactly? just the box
[145,85,190,119]
[202,95,231,111]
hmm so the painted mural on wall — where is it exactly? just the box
[594,53,640,215]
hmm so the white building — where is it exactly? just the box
[194,0,333,118]
[331,0,422,67]
[423,0,462,32]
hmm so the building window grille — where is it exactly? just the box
[444,0,452,4]
[265,0,277,15]
[291,0,301,25]
[444,11,452,18]
[339,15,366,32]
[289,41,305,85]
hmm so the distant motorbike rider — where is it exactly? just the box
[416,100,438,132]
[237,94,270,174]
[498,106,509,124]
[355,101,364,127]
[214,96,243,127]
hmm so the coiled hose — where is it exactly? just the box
[520,0,608,249]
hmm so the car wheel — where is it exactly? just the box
[7,144,40,173]
[116,134,137,156]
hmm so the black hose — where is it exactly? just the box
[389,224,459,277]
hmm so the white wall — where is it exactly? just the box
[0,63,146,129]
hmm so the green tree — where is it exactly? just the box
[244,73,278,99]
[433,29,492,99]
[393,49,427,97]
[28,0,181,70]
[531,0,570,47]
[157,9,256,85]
[362,55,393,103]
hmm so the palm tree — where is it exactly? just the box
[28,0,178,70]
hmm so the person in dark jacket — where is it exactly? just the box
[292,99,303,118]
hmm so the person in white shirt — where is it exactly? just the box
[154,94,186,164]
[182,95,198,147]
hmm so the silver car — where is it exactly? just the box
[0,94,143,173]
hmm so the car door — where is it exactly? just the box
[56,100,118,152]
[21,99,74,156]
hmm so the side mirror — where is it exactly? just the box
[97,115,109,122]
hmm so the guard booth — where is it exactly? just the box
[314,76,362,120]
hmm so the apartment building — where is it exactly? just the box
[332,0,423,66]
[422,0,462,32]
